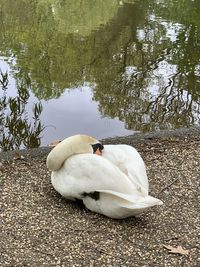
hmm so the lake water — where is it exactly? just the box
[0,0,200,150]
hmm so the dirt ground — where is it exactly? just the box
[1,128,200,267]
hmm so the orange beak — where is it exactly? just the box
[94,148,102,156]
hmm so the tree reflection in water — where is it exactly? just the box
[99,64,200,132]
[0,71,44,151]
[93,0,200,132]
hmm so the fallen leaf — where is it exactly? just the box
[49,140,61,147]
[163,245,189,255]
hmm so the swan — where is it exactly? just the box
[47,134,163,219]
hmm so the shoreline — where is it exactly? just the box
[0,126,200,161]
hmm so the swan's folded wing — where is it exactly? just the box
[102,145,149,194]
[51,153,145,200]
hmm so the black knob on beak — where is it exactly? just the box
[92,143,104,154]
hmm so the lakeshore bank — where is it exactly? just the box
[1,127,200,266]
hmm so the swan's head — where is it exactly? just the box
[47,134,104,171]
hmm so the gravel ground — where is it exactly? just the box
[1,128,200,267]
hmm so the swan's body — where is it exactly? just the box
[47,135,163,219]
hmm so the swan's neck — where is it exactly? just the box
[47,135,97,171]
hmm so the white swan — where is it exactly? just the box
[47,134,163,219]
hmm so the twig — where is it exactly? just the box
[66,226,105,233]
[157,177,180,196]
[163,236,179,242]
[31,247,54,258]
[95,247,125,261]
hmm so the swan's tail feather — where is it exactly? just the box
[96,190,163,218]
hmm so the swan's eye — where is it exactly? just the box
[92,143,104,154]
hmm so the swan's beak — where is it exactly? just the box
[94,148,102,156]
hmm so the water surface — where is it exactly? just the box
[0,0,200,150]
